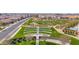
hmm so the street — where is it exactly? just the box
[0,18,28,44]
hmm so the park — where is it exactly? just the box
[9,17,79,45]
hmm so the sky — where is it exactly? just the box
[0,0,79,13]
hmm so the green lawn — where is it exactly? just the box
[70,37,79,45]
[24,27,52,34]
[50,27,63,38]
[24,27,36,34]
[39,41,59,45]
[13,27,25,39]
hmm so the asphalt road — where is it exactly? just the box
[0,18,28,44]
